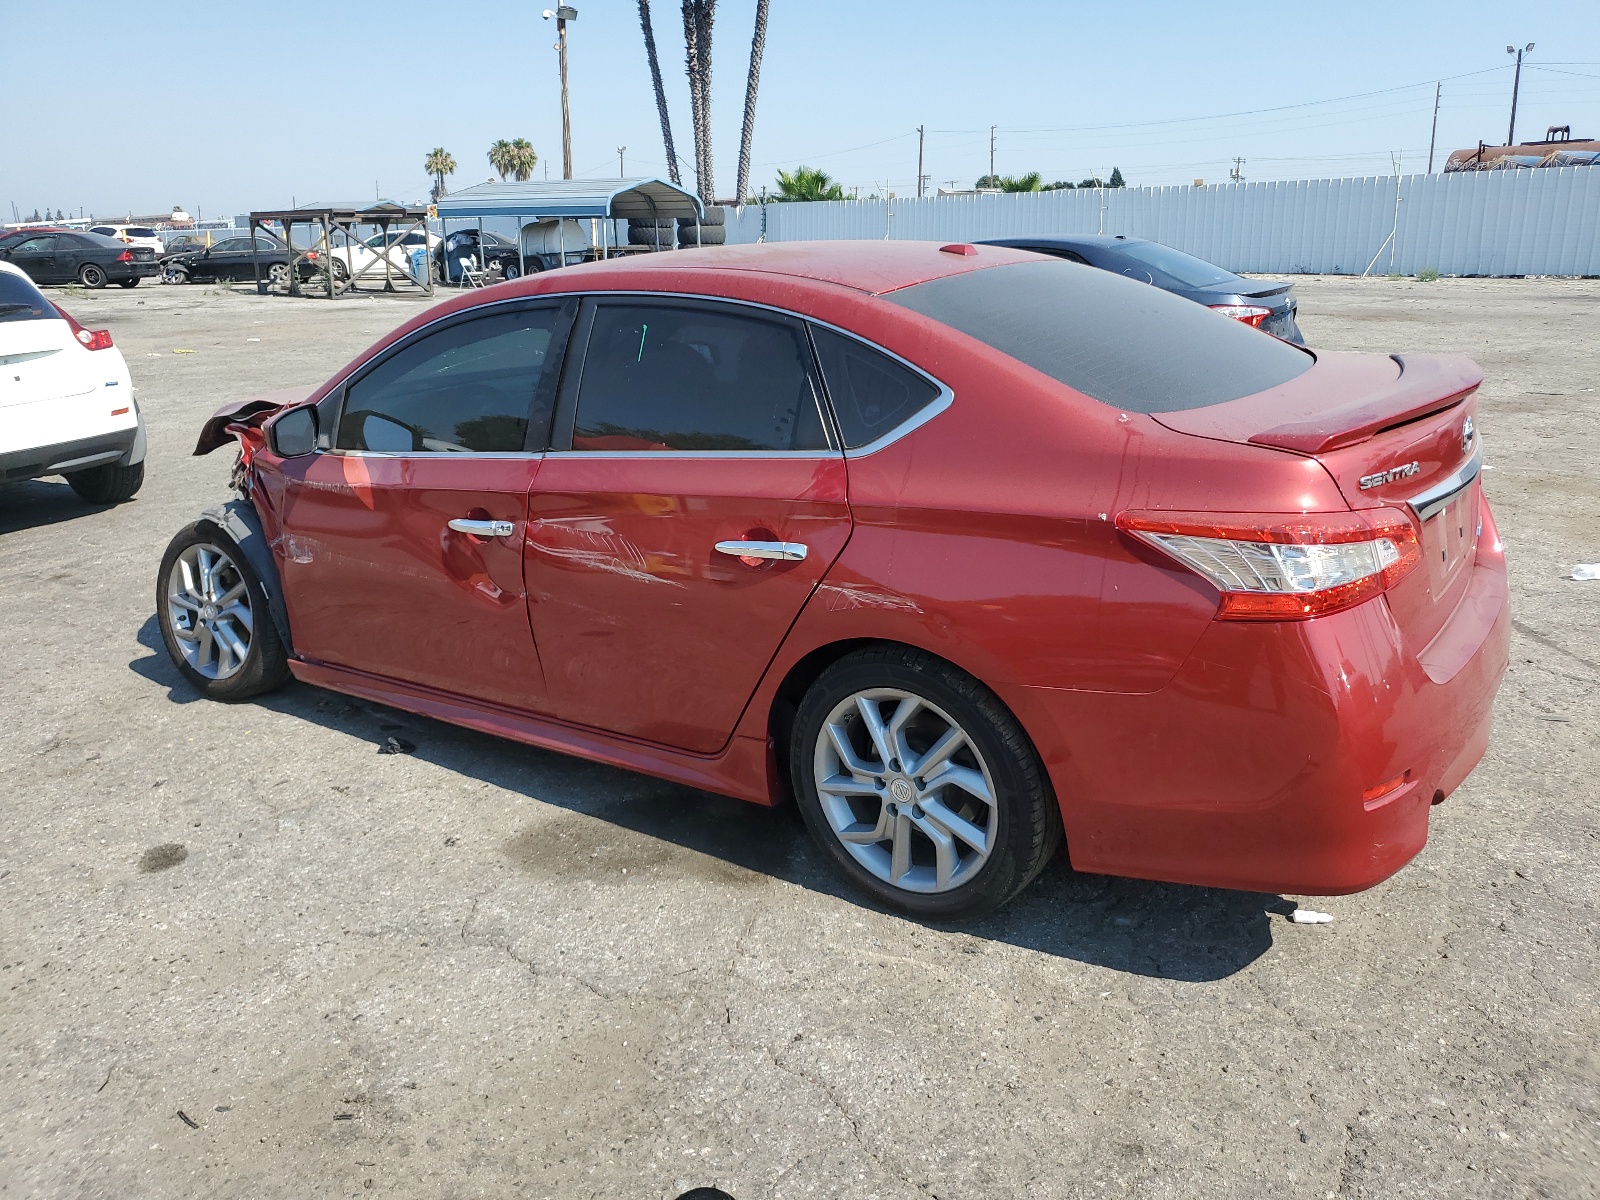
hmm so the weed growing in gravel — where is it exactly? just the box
[1417,267,1441,282]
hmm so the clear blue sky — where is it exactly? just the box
[6,0,1599,221]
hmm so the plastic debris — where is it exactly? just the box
[173,348,195,354]
[176,1110,199,1129]
[1291,908,1334,924]
[1572,564,1600,581]
[378,736,415,756]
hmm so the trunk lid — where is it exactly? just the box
[0,316,97,408]
[1153,351,1485,648]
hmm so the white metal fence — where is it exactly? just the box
[724,168,1600,277]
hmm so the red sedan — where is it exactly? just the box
[157,241,1508,917]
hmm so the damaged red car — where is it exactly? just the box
[156,242,1508,917]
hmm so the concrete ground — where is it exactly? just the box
[1,274,1595,1200]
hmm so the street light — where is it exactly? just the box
[1506,42,1535,146]
[543,6,578,179]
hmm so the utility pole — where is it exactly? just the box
[989,125,997,181]
[544,6,579,179]
[618,146,626,178]
[1427,82,1442,172]
[1506,43,1534,145]
[917,125,925,198]
[1230,157,1245,183]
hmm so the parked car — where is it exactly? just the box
[88,224,166,255]
[156,242,1505,918]
[980,234,1304,343]
[435,229,523,282]
[0,230,159,288]
[161,234,331,286]
[364,228,440,279]
[162,233,215,256]
[0,262,146,501]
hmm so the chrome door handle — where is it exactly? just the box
[714,539,808,562]
[448,518,516,538]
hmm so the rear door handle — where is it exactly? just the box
[714,540,808,562]
[448,518,516,538]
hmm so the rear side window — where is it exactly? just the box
[0,271,55,322]
[886,259,1312,413]
[809,326,942,449]
[572,302,829,452]
[338,307,561,453]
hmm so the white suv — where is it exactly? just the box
[0,262,146,502]
[88,224,166,256]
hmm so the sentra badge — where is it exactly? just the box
[1359,461,1421,490]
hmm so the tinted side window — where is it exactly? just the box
[887,259,1312,414]
[338,307,561,453]
[212,239,251,253]
[572,303,828,452]
[809,326,942,450]
[12,236,56,254]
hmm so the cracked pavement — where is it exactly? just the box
[1,276,1596,1198]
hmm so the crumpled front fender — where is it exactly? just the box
[200,499,294,656]
[193,387,317,456]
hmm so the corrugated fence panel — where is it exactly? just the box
[723,169,1600,276]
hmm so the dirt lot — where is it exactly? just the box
[1,275,1596,1200]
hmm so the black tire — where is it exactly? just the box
[156,520,290,701]
[677,225,727,246]
[163,266,190,284]
[331,258,349,282]
[789,645,1061,919]
[501,260,521,279]
[79,263,108,289]
[627,224,675,248]
[67,460,144,504]
[678,206,726,227]
[118,277,140,288]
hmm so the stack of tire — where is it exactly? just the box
[627,217,676,250]
[677,206,726,246]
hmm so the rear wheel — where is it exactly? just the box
[157,522,290,701]
[79,263,108,289]
[790,646,1061,918]
[118,277,140,288]
[501,261,521,279]
[67,460,144,503]
[267,263,290,288]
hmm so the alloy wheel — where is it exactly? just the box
[165,543,254,680]
[812,688,998,894]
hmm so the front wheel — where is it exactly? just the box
[790,646,1061,918]
[157,522,290,701]
[79,263,108,289]
[163,266,190,284]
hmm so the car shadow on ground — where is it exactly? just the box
[0,479,117,534]
[130,615,1287,982]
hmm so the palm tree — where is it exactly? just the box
[734,0,769,203]
[681,0,717,202]
[487,139,516,181]
[509,138,538,182]
[774,166,846,202]
[637,1,681,186]
[424,148,456,200]
[999,172,1043,192]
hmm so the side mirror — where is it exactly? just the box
[271,406,318,457]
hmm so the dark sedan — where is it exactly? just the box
[980,235,1304,343]
[161,235,326,286]
[0,230,159,289]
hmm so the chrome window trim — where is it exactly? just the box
[327,449,545,460]
[1407,441,1482,522]
[324,287,956,461]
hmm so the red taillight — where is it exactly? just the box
[117,249,134,262]
[53,304,115,350]
[1116,507,1421,620]
[1209,304,1271,328]
[305,250,319,261]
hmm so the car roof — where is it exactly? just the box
[576,240,1046,295]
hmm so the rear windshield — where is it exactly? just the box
[1112,241,1236,289]
[886,259,1312,413]
[0,271,56,322]
[129,227,158,238]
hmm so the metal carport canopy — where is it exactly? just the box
[433,178,704,221]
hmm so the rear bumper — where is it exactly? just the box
[0,422,141,482]
[1009,520,1510,896]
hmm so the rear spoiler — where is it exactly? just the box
[1247,354,1482,454]
[193,387,317,456]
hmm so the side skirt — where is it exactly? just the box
[287,658,776,806]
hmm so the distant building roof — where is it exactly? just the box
[435,178,703,221]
